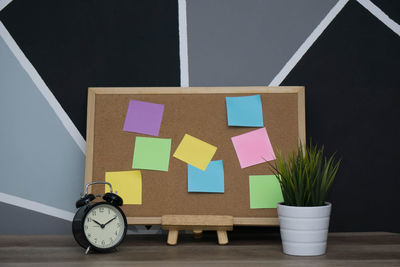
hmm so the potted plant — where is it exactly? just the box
[268,143,341,256]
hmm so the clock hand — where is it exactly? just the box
[103,216,117,227]
[92,219,103,227]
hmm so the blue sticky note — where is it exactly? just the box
[225,94,264,127]
[188,160,224,193]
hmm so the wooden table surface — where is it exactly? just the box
[0,232,399,266]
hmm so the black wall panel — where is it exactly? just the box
[0,0,181,137]
[282,1,400,232]
[372,0,400,24]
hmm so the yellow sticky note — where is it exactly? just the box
[173,134,217,170]
[105,170,142,205]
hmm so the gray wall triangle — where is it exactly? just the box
[0,32,85,212]
[0,202,71,234]
[186,0,338,86]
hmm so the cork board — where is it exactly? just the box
[85,86,305,226]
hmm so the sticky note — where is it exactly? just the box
[249,175,283,208]
[173,134,217,170]
[231,127,275,168]
[188,160,224,193]
[105,170,142,205]
[123,100,164,136]
[132,137,171,171]
[225,94,264,127]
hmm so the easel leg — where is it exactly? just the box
[167,230,179,245]
[193,229,203,239]
[217,230,228,245]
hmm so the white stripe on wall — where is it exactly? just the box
[0,0,13,11]
[178,0,189,87]
[0,22,86,154]
[0,192,74,221]
[357,0,400,37]
[269,0,349,86]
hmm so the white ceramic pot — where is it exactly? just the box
[277,202,331,256]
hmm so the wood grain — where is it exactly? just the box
[161,215,233,227]
[89,86,304,94]
[0,233,399,266]
[84,88,96,192]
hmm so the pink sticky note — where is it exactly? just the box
[231,128,276,168]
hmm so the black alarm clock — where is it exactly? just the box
[72,181,127,254]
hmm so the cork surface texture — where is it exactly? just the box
[88,87,302,220]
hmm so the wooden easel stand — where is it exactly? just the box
[161,215,233,245]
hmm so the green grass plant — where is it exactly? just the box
[268,143,341,206]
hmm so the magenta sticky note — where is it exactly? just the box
[231,128,276,168]
[123,100,164,136]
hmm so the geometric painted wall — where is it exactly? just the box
[282,0,400,232]
[1,0,181,138]
[0,0,399,234]
[186,0,338,86]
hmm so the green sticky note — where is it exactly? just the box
[132,137,171,171]
[249,175,283,209]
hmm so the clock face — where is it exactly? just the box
[83,204,126,249]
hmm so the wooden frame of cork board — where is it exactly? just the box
[85,86,305,226]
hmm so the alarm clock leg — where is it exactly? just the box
[85,246,91,255]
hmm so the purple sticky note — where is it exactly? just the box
[123,100,164,136]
